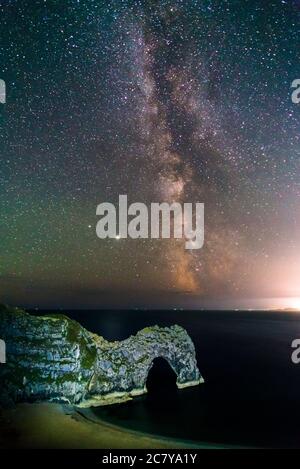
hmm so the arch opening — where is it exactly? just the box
[146,357,178,396]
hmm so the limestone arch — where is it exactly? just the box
[141,352,202,392]
[145,356,178,393]
[143,355,187,391]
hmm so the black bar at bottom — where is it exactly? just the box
[0,449,292,466]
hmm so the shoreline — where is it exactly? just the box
[76,407,223,449]
[0,402,223,449]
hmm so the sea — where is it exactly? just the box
[32,309,300,448]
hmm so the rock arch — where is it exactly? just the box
[145,356,178,393]
[0,306,204,407]
[125,325,204,395]
[136,344,203,392]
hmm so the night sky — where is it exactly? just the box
[0,0,300,309]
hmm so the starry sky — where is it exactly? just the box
[0,0,300,309]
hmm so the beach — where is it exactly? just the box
[0,402,206,449]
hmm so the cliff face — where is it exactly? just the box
[0,305,203,407]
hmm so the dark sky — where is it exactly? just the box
[0,0,300,309]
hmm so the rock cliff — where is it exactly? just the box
[0,304,203,407]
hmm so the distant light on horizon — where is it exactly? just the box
[279,297,300,311]
[266,297,300,311]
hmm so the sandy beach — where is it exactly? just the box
[0,402,209,449]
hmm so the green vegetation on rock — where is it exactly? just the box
[0,304,202,407]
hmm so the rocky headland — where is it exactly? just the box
[0,304,203,407]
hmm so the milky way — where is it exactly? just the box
[0,1,300,308]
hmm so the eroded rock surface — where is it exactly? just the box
[0,305,203,407]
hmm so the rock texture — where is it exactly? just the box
[0,304,203,407]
